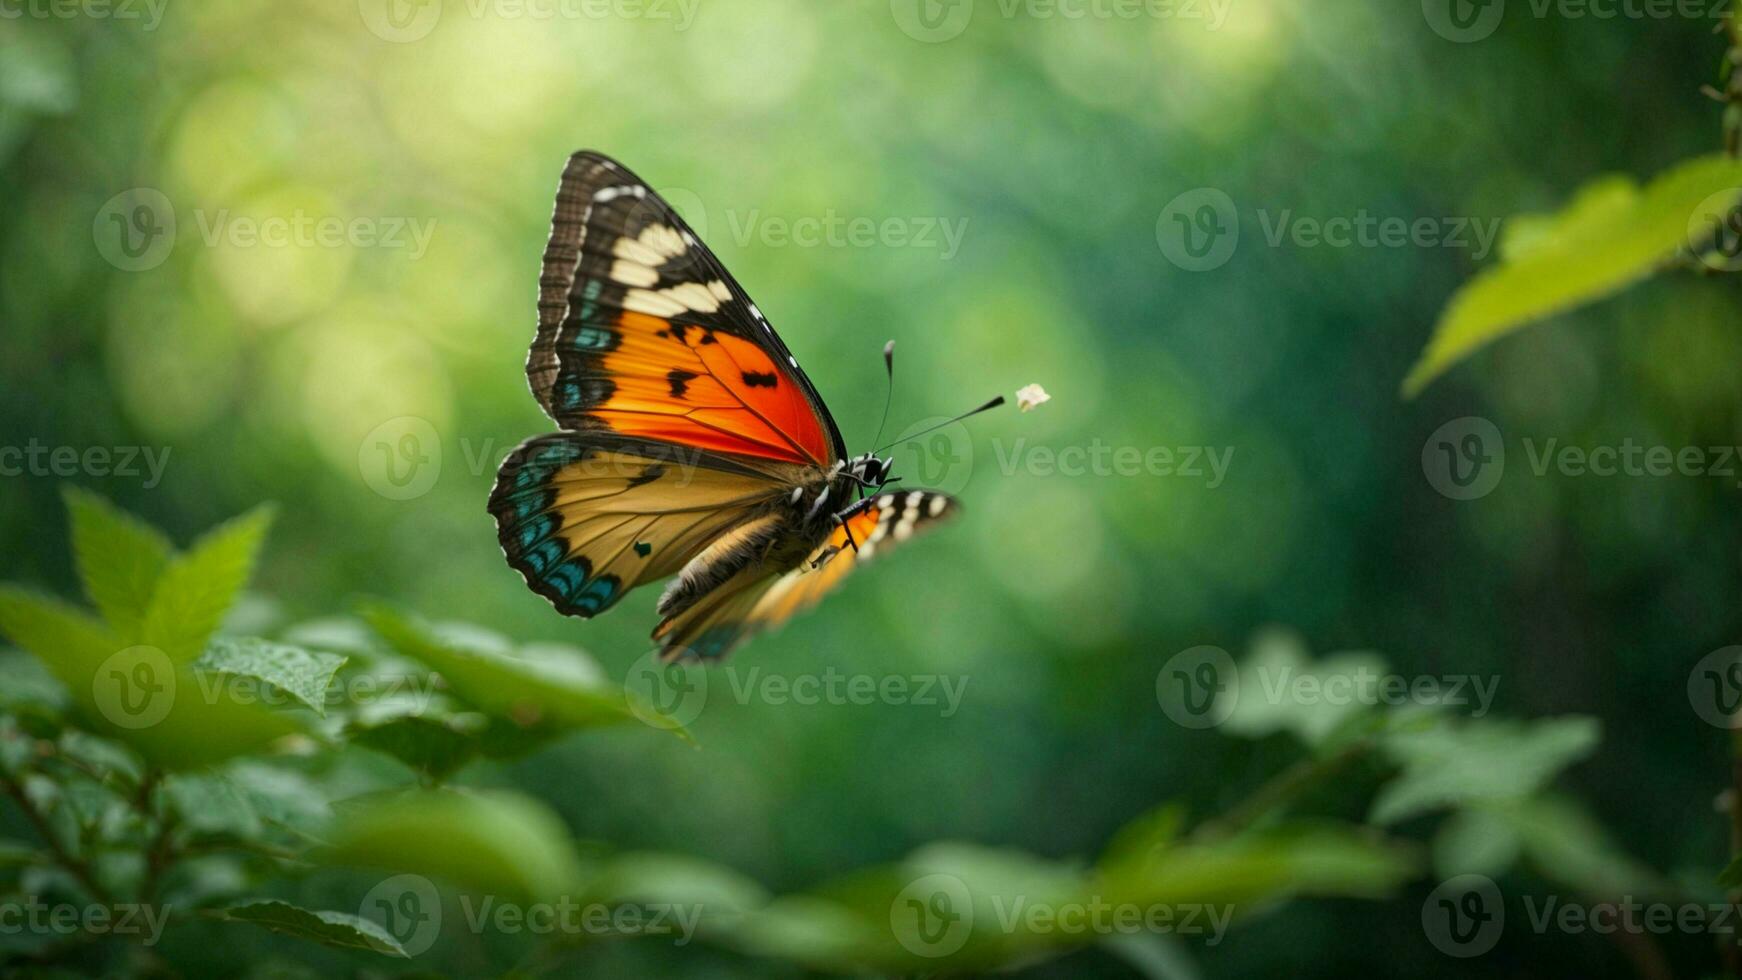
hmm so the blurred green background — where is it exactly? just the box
[3,0,1742,975]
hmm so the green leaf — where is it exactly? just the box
[1505,795,1669,897]
[0,587,300,769]
[0,649,68,714]
[1370,716,1599,824]
[1431,808,1520,879]
[214,900,407,957]
[360,604,688,745]
[738,827,1416,975]
[1719,856,1742,889]
[1220,629,1389,750]
[63,488,174,639]
[166,773,262,839]
[142,505,276,663]
[1403,155,1742,396]
[1097,802,1187,873]
[196,637,346,716]
[319,790,584,904]
[345,696,485,781]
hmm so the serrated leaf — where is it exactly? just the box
[63,488,174,639]
[142,505,276,663]
[196,637,346,715]
[318,790,583,904]
[214,900,407,957]
[0,586,300,770]
[360,604,688,745]
[1371,716,1599,825]
[1220,630,1389,750]
[1404,155,1742,395]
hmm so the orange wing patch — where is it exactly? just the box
[584,312,832,465]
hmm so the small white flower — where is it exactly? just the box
[1015,383,1051,413]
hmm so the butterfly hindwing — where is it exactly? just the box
[490,433,789,619]
[652,491,960,660]
[530,151,846,467]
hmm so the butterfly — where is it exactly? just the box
[489,151,1000,661]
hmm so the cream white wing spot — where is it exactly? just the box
[608,258,660,288]
[638,223,687,261]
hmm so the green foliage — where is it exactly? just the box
[0,493,1691,975]
[1403,154,1742,395]
[139,505,276,664]
[212,901,408,957]
[320,790,585,905]
[356,603,691,771]
[195,637,346,716]
[64,487,173,639]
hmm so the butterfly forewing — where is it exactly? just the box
[529,151,845,467]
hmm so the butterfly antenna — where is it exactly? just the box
[867,340,897,455]
[873,395,1007,455]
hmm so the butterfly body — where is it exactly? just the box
[492,151,964,660]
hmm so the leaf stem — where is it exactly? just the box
[1194,738,1373,840]
[0,769,115,905]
